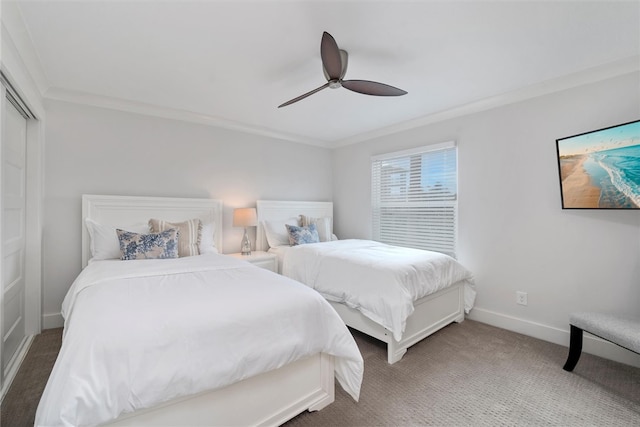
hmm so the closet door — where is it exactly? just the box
[1,93,28,381]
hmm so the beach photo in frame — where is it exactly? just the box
[556,119,640,209]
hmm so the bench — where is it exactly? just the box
[563,312,640,371]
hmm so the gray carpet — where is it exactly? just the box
[286,321,640,426]
[2,321,638,426]
[1,327,62,427]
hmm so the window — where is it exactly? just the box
[371,141,458,257]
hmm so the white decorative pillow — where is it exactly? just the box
[300,215,333,242]
[85,218,149,262]
[149,218,202,257]
[285,224,320,246]
[263,218,299,248]
[117,228,179,260]
[199,221,218,254]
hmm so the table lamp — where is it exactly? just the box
[233,207,258,255]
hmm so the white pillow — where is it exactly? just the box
[263,218,299,248]
[85,218,149,262]
[199,221,218,254]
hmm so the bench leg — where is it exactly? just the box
[563,325,583,372]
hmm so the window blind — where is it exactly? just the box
[371,141,458,257]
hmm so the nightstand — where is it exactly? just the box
[227,251,278,273]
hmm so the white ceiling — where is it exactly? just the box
[11,1,640,147]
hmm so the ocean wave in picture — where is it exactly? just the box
[593,144,640,208]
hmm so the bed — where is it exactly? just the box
[256,200,476,364]
[35,195,363,427]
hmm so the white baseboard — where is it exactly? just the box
[1,335,34,404]
[468,308,640,368]
[42,312,64,329]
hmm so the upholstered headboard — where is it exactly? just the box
[82,194,223,268]
[255,200,333,251]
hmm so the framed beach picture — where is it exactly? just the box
[555,119,640,209]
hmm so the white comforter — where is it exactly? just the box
[36,254,363,427]
[281,239,476,342]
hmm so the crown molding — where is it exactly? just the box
[43,87,330,148]
[1,2,49,117]
[328,55,640,148]
[1,2,49,95]
[43,55,639,150]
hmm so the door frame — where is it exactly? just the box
[0,72,43,399]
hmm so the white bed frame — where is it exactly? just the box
[256,200,465,364]
[81,195,336,426]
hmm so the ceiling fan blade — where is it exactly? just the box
[278,83,330,108]
[324,49,349,82]
[321,32,342,80]
[342,80,408,97]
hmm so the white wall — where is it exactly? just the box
[42,100,333,327]
[332,72,640,366]
[39,72,640,367]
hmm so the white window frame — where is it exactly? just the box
[371,141,458,258]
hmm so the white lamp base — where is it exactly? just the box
[240,228,251,255]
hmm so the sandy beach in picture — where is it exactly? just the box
[559,155,600,208]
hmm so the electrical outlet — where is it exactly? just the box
[516,291,528,306]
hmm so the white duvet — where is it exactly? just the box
[36,254,363,427]
[281,239,476,342]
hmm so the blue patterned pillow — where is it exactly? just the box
[116,228,179,260]
[285,223,320,246]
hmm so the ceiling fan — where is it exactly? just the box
[278,31,407,108]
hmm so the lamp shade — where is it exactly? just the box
[233,208,257,227]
